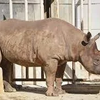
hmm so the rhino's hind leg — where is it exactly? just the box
[44,59,58,96]
[55,62,66,94]
[3,80,16,92]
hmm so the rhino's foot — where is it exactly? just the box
[5,87,16,92]
[3,80,16,92]
[46,88,59,96]
[55,88,66,94]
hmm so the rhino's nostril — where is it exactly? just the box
[93,62,98,66]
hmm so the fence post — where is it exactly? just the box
[40,0,44,19]
[25,0,28,21]
[0,67,4,93]
[9,0,13,18]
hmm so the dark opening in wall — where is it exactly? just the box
[44,0,54,18]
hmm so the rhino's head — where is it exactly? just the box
[80,32,100,74]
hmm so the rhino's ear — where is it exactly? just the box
[82,32,92,46]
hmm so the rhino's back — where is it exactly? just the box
[0,18,84,39]
[0,18,66,65]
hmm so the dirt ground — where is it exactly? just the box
[0,85,100,100]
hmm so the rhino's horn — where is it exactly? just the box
[92,33,100,42]
[89,33,100,47]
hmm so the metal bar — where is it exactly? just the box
[26,67,29,79]
[21,66,24,85]
[51,0,54,17]
[80,0,84,31]
[75,0,78,27]
[9,0,13,18]
[72,0,75,25]
[11,64,15,82]
[72,62,75,84]
[71,1,76,85]
[12,78,100,82]
[56,0,59,18]
[33,67,36,85]
[12,78,83,82]
[13,1,40,4]
[71,0,76,83]
[25,0,28,21]
[88,0,91,32]
[41,67,44,79]
[0,2,40,4]
[40,0,44,19]
[88,0,92,80]
[0,1,99,5]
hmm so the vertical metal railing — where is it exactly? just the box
[25,0,28,21]
[72,0,76,84]
[56,0,59,18]
[88,0,91,32]
[80,0,84,31]
[88,0,92,80]
[9,0,13,18]
[40,0,44,19]
[72,0,75,26]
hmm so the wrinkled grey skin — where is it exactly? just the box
[0,18,100,96]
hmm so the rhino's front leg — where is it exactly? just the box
[55,62,66,94]
[44,59,58,96]
[3,80,16,92]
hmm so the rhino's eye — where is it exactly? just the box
[81,41,88,46]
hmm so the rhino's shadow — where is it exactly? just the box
[16,85,47,95]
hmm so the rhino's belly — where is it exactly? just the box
[2,50,42,67]
[0,33,40,66]
[2,49,37,66]
[1,41,42,66]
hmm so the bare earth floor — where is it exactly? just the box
[0,85,100,100]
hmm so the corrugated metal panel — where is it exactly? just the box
[28,3,41,20]
[84,0,100,3]
[91,4,100,29]
[51,0,72,23]
[0,0,41,3]
[59,4,72,23]
[0,0,41,20]
[0,3,10,20]
[59,0,72,4]
[13,3,25,20]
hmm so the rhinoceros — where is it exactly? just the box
[0,18,100,96]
